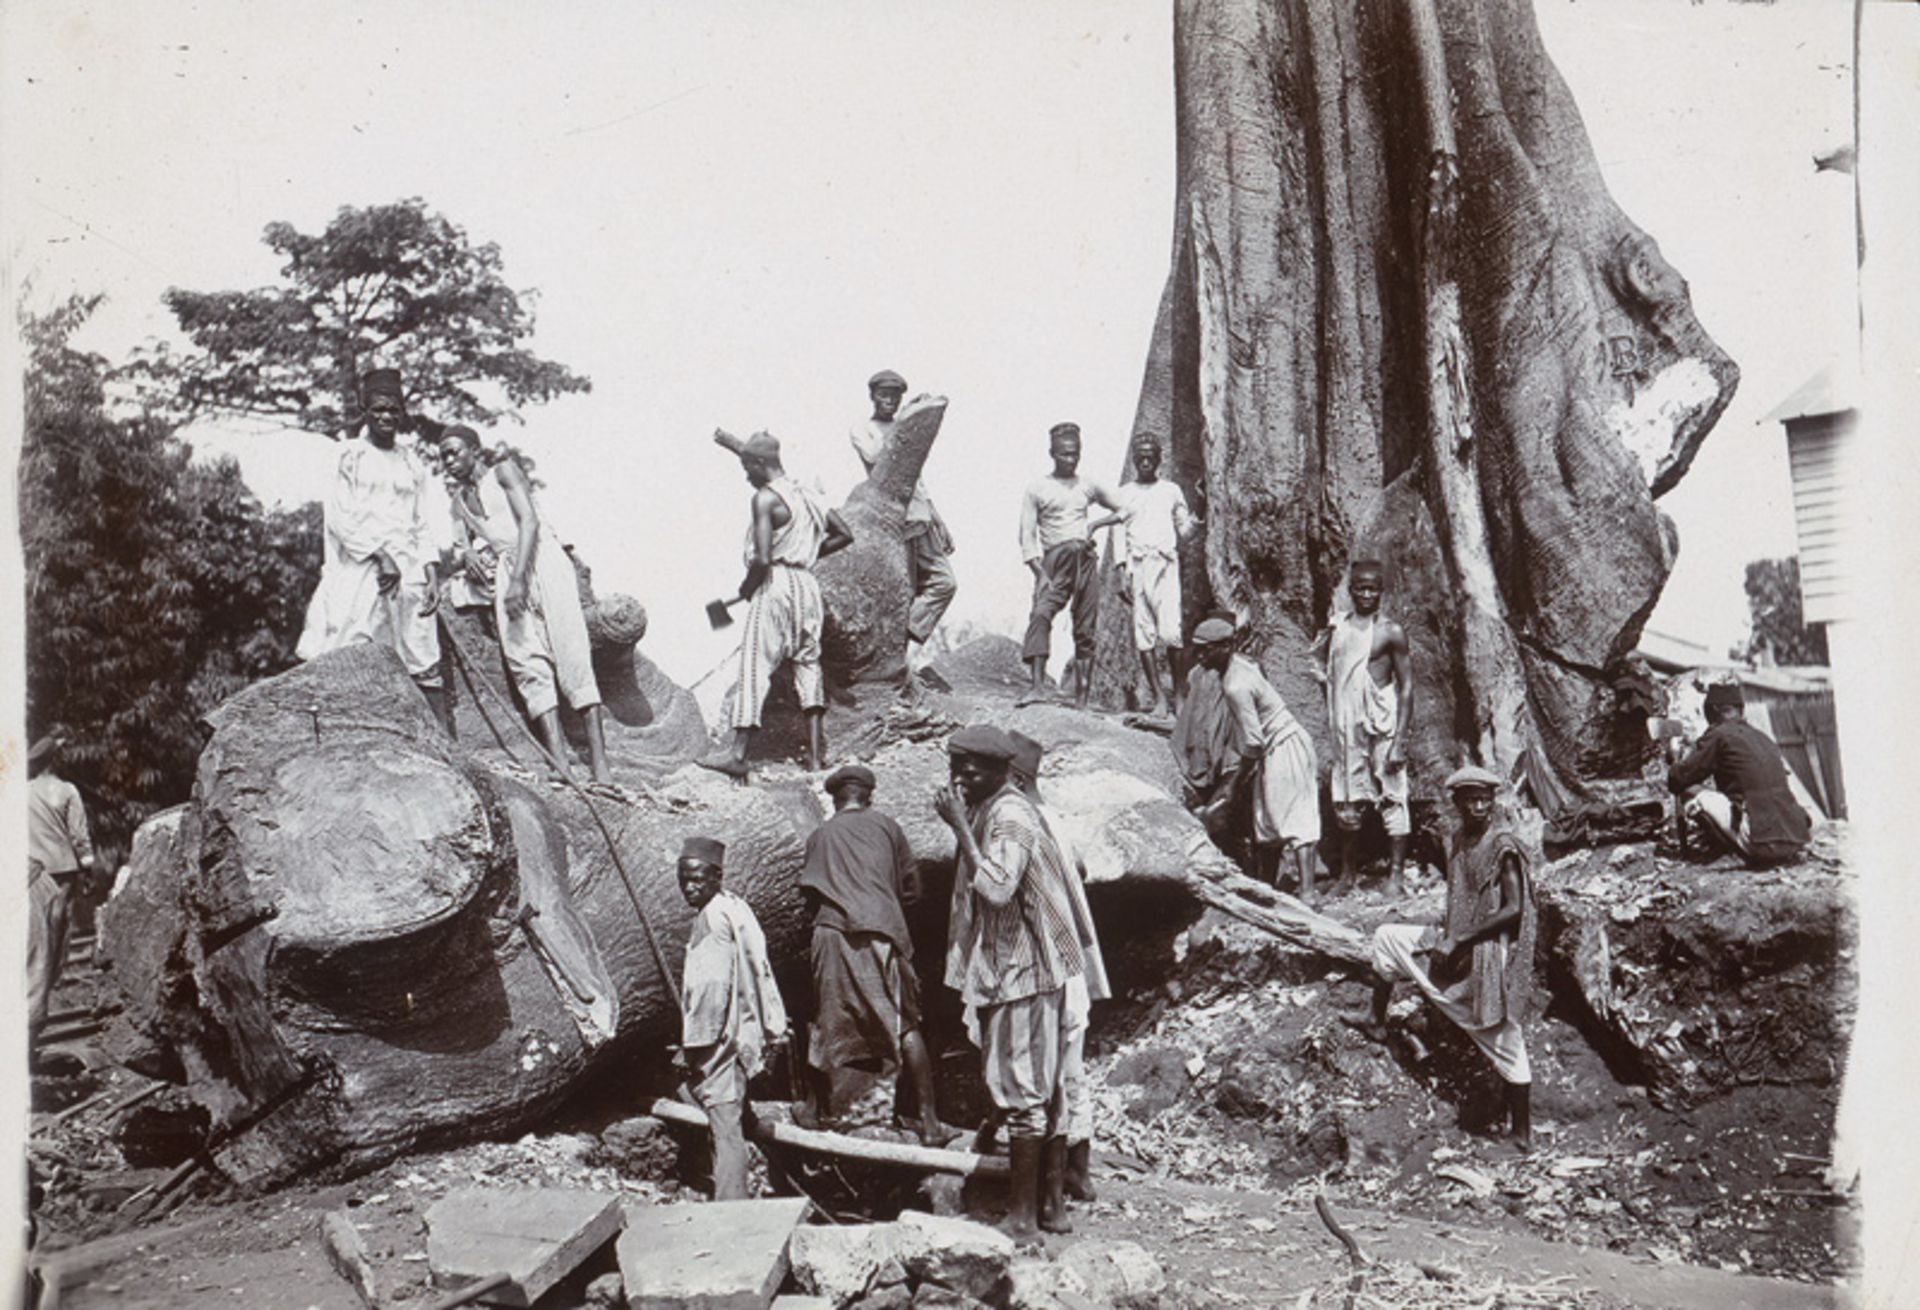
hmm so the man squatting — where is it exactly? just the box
[936,725,1087,1241]
[702,430,854,779]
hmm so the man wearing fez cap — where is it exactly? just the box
[703,429,855,779]
[935,724,1085,1239]
[1667,681,1811,868]
[1366,766,1538,1151]
[1188,620,1322,898]
[676,835,788,1199]
[851,369,957,654]
[1089,434,1198,718]
[296,367,450,731]
[27,733,96,1035]
[1018,422,1124,709]
[795,763,942,1142]
[1007,731,1111,1220]
[1312,558,1414,894]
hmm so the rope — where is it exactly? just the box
[439,615,683,1020]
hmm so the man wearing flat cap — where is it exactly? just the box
[1367,766,1538,1151]
[704,430,855,778]
[1667,682,1811,868]
[935,724,1086,1239]
[27,733,95,1036]
[677,835,788,1199]
[796,763,943,1143]
[296,367,450,731]
[851,370,958,655]
[1018,423,1124,709]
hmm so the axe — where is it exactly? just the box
[706,595,748,629]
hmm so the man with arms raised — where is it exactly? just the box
[935,725,1084,1240]
[1018,423,1123,709]
[702,431,854,779]
[1315,559,1414,894]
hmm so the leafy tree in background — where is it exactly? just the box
[1740,556,1829,667]
[20,296,321,860]
[134,198,590,440]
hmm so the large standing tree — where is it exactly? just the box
[142,198,590,439]
[1741,557,1829,666]
[1117,0,1739,840]
[21,297,322,859]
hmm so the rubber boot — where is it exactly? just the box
[1038,1136,1073,1234]
[1507,1081,1533,1153]
[1003,1136,1043,1242]
[1064,1139,1097,1202]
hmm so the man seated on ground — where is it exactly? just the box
[432,426,613,788]
[1365,766,1537,1152]
[1009,731,1112,1209]
[1190,619,1322,898]
[702,430,855,779]
[935,724,1085,1240]
[676,836,788,1200]
[796,764,943,1144]
[1666,682,1812,869]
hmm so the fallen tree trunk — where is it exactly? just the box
[638,1097,1010,1181]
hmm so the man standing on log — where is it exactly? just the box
[850,370,957,659]
[1667,682,1811,869]
[935,725,1084,1241]
[296,368,450,732]
[1315,559,1413,894]
[1366,766,1537,1152]
[1095,433,1197,718]
[701,431,854,779]
[431,427,613,788]
[1192,620,1322,899]
[1019,423,1123,709]
[1008,731,1111,1211]
[676,836,788,1200]
[27,733,95,1038]
[796,764,943,1145]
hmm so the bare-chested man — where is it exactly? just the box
[701,431,854,779]
[1312,559,1414,894]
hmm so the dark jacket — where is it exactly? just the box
[1668,719,1811,863]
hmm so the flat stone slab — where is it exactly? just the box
[769,1299,833,1310]
[619,1198,812,1310]
[426,1186,624,1307]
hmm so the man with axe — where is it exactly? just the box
[702,430,854,779]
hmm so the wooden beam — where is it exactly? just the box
[638,1097,1009,1180]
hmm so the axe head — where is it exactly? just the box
[705,598,737,630]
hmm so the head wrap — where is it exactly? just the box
[1008,731,1044,780]
[824,764,877,795]
[1048,422,1081,444]
[868,369,907,392]
[1444,764,1502,791]
[360,368,404,400]
[679,836,726,868]
[948,724,1018,762]
[1704,682,1745,712]
[1131,432,1162,453]
[1192,617,1236,645]
[742,431,782,461]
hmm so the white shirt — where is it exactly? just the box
[1019,474,1116,563]
[1116,479,1193,560]
[850,417,934,526]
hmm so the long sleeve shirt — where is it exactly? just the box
[28,774,94,875]
[851,417,936,528]
[1667,720,1811,859]
[1115,479,1193,561]
[944,785,1084,1007]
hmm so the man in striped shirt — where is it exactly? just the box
[934,724,1085,1241]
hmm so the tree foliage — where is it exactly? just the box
[141,198,590,439]
[21,296,321,859]
[1741,556,1829,666]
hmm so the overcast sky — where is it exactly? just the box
[2,0,1858,684]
